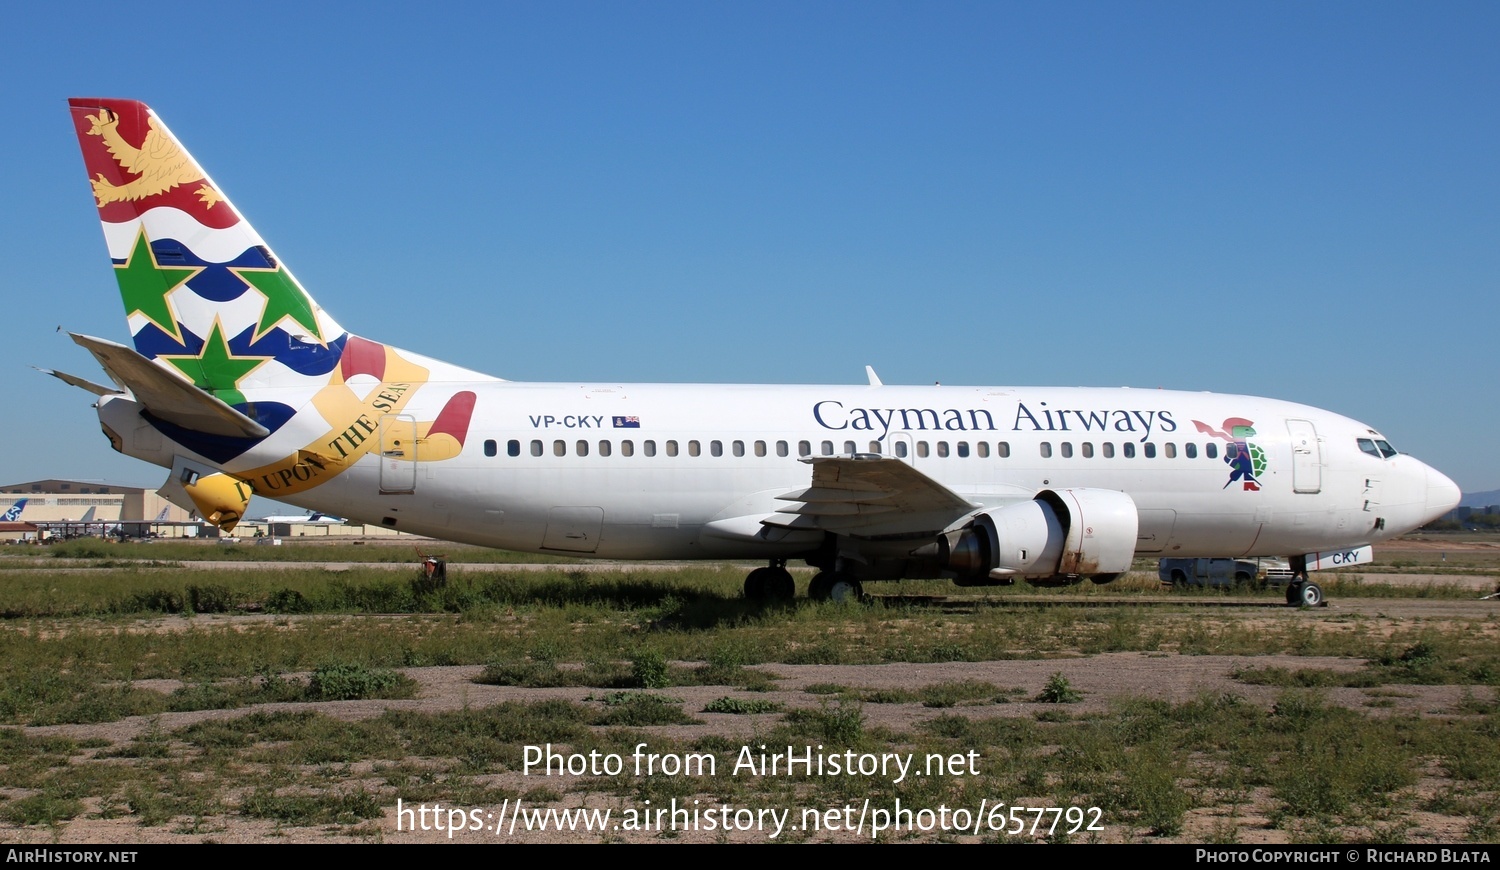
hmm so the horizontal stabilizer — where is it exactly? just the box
[33,366,118,397]
[69,333,270,439]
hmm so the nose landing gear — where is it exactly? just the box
[1285,555,1325,607]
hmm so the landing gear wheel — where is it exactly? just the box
[744,568,769,601]
[829,576,863,603]
[808,572,862,602]
[1286,580,1324,607]
[766,568,795,601]
[745,566,794,602]
[808,572,833,601]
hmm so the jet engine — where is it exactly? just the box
[933,488,1139,586]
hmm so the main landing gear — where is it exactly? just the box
[807,571,863,603]
[744,561,795,602]
[742,561,865,603]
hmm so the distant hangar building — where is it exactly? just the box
[0,479,191,524]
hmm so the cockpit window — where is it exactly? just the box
[1358,438,1399,459]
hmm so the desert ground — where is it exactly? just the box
[0,534,1496,844]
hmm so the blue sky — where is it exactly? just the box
[1,1,1496,500]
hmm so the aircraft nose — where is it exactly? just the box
[1423,465,1462,525]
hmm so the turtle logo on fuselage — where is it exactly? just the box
[1193,417,1265,492]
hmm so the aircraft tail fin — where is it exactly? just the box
[65,99,486,511]
[67,98,348,406]
[1,499,28,522]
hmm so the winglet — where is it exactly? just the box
[865,365,883,387]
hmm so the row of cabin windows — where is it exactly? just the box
[481,438,1224,461]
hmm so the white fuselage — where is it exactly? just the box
[105,378,1457,567]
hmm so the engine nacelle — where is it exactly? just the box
[937,488,1139,585]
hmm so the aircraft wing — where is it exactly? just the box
[764,455,978,536]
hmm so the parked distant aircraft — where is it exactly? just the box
[0,499,29,522]
[48,98,1461,606]
[255,512,345,525]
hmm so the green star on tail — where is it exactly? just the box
[161,320,269,408]
[114,228,199,344]
[233,264,324,343]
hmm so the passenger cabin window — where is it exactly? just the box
[894,441,908,458]
[644,440,657,457]
[957,441,970,458]
[798,440,811,457]
[936,441,949,458]
[710,440,722,457]
[621,440,634,457]
[1081,442,1094,458]
[553,440,566,457]
[1185,443,1197,459]
[821,441,834,456]
[1123,443,1136,458]
[1164,443,1176,458]
[483,439,497,457]
[997,442,1011,458]
[688,440,701,457]
[1144,443,1156,459]
[666,440,679,457]
[1103,442,1115,458]
[976,442,989,458]
[1040,442,1052,458]
[507,439,520,457]
[917,441,930,458]
[531,440,543,457]
[576,440,589,457]
[844,441,856,455]
[776,441,788,457]
[1206,443,1217,459]
[597,440,611,457]
[869,441,881,453]
[1060,442,1073,459]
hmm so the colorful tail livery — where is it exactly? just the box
[63,99,485,529]
[1,500,28,522]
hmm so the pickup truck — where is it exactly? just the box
[1159,557,1296,588]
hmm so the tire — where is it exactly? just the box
[1298,582,1324,607]
[744,567,770,601]
[809,572,861,603]
[765,568,795,601]
[828,576,863,603]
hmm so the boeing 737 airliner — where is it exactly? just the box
[48,98,1461,606]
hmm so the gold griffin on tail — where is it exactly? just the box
[84,108,222,209]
